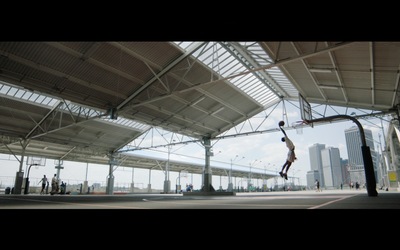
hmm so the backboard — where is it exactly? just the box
[180,170,188,178]
[299,94,313,127]
[26,156,46,166]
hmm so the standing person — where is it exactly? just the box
[315,179,320,192]
[278,122,296,180]
[38,175,48,194]
[51,174,58,193]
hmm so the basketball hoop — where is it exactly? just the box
[180,170,188,178]
[26,156,46,166]
[291,121,308,134]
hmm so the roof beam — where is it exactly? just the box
[46,42,145,84]
[177,42,356,95]
[325,41,349,103]
[142,103,219,133]
[306,97,393,111]
[114,42,207,110]
[369,42,376,106]
[0,49,127,100]
[26,100,64,138]
[223,42,286,97]
[392,64,400,107]
[291,42,328,101]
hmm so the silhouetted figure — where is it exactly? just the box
[315,179,320,192]
[51,174,59,195]
[38,175,48,194]
[278,125,296,180]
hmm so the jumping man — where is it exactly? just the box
[279,124,296,180]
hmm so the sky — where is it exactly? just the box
[0,102,390,192]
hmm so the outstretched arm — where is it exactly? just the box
[279,126,287,137]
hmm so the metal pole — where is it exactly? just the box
[85,162,89,181]
[263,165,267,191]
[228,155,237,192]
[176,174,180,193]
[24,164,36,194]
[230,158,233,184]
[164,144,171,193]
[309,115,377,196]
[228,155,244,192]
[249,163,252,191]
[248,159,260,192]
[131,167,135,193]
[201,137,215,192]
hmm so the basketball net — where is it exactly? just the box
[180,170,188,178]
[291,121,308,134]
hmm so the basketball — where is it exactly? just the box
[279,121,285,127]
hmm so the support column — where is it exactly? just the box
[163,144,172,193]
[147,168,152,193]
[82,162,89,193]
[130,168,135,193]
[201,137,215,192]
[106,154,115,195]
[14,140,29,194]
[106,175,114,195]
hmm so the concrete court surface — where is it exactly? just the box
[0,189,399,209]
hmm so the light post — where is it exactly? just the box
[263,164,268,192]
[268,164,278,191]
[237,178,243,192]
[292,169,301,190]
[228,155,244,192]
[248,159,261,192]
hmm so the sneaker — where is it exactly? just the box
[283,173,288,180]
[279,172,283,178]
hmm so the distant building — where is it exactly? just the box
[307,143,325,188]
[345,126,377,186]
[321,147,342,189]
[340,158,350,186]
[306,170,320,190]
[307,144,342,190]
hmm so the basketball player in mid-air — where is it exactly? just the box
[278,121,296,180]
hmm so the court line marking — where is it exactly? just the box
[0,193,361,209]
[142,199,311,208]
[308,194,359,209]
[0,196,147,209]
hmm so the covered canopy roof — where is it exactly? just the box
[0,42,398,179]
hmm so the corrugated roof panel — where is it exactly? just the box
[175,42,276,107]
[0,81,150,132]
